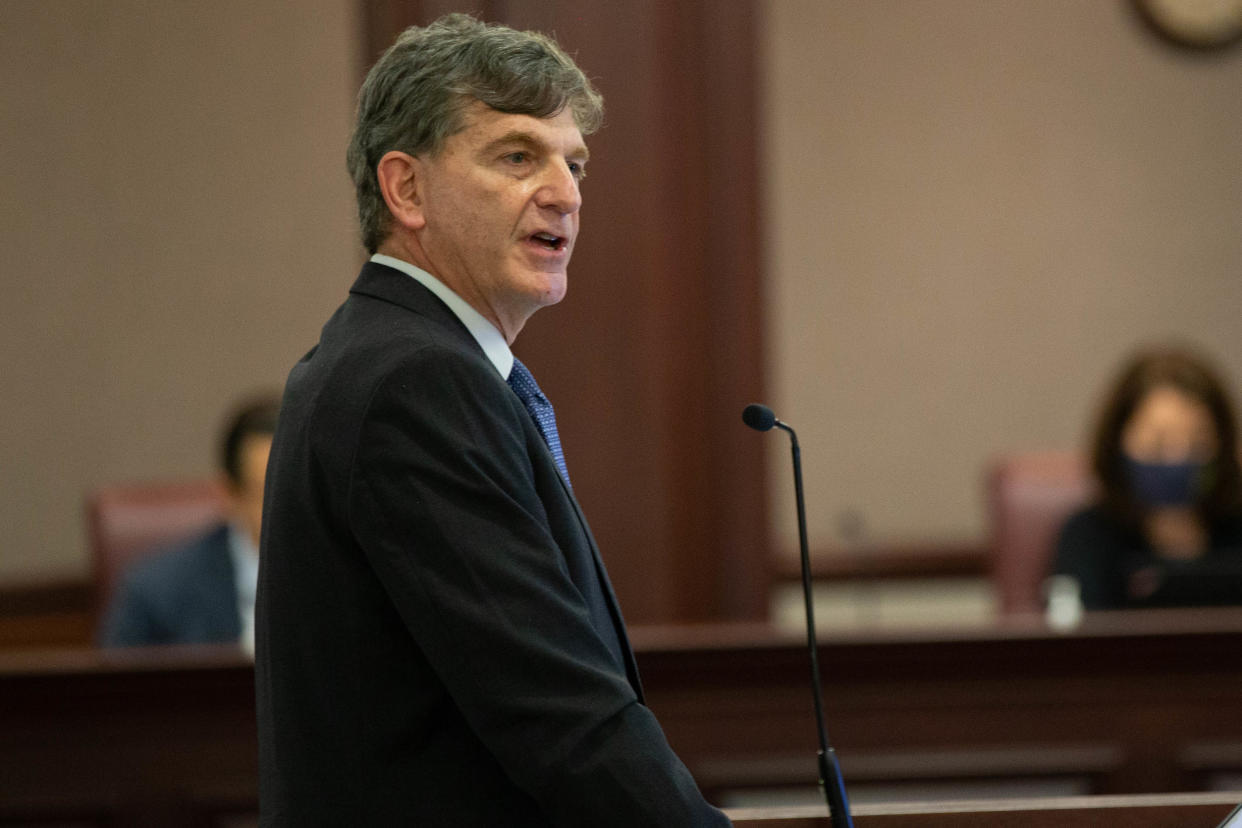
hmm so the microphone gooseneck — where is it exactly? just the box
[742,404,854,827]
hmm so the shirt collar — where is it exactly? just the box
[370,253,513,379]
[227,521,259,602]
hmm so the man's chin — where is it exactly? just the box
[531,273,568,308]
[497,272,568,335]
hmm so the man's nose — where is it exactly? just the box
[535,161,582,214]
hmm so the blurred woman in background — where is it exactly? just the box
[1053,345,1242,610]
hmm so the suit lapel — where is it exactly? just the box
[556,474,644,700]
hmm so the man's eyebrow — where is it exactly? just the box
[480,130,590,162]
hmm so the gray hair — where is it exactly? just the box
[346,13,604,254]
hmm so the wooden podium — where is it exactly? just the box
[726,793,1240,826]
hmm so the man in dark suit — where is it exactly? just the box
[101,398,278,649]
[256,13,730,827]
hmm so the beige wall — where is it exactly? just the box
[0,1,359,581]
[5,0,1242,584]
[762,0,1242,557]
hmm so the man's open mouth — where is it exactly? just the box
[530,232,566,251]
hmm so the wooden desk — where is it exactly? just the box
[631,609,1242,801]
[0,646,256,827]
[4,610,1242,825]
[727,792,1241,827]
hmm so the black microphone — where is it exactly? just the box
[742,403,776,432]
[742,403,854,827]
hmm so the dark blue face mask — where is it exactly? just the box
[1124,457,1207,507]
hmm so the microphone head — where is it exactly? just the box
[742,403,776,432]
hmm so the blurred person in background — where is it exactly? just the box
[1053,345,1242,610]
[100,397,279,649]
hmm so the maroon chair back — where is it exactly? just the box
[87,478,229,626]
[987,451,1094,615]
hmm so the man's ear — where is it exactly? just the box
[376,150,427,231]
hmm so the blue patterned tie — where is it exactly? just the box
[507,358,572,488]
[507,357,626,669]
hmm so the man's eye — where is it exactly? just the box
[569,162,587,181]
[505,152,528,164]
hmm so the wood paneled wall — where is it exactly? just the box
[360,1,771,623]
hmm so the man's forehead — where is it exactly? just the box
[455,101,587,153]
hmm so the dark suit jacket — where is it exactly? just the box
[101,523,242,647]
[1054,504,1242,609]
[256,262,728,827]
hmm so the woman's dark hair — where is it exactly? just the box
[1090,344,1242,523]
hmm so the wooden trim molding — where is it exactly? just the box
[0,579,93,649]
[775,542,988,582]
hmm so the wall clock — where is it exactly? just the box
[1133,0,1242,50]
